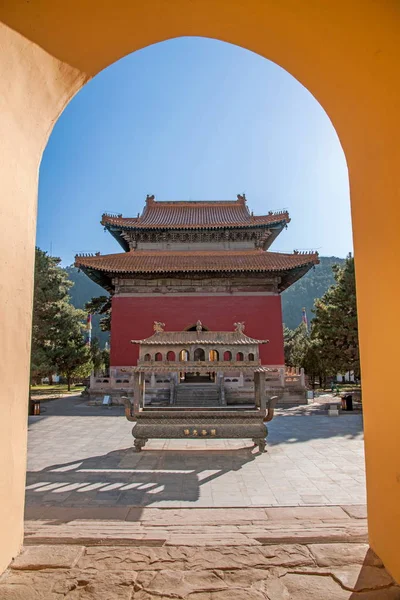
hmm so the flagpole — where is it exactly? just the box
[86,313,92,346]
[302,307,308,332]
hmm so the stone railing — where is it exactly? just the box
[90,375,133,391]
[90,366,306,392]
[284,367,305,387]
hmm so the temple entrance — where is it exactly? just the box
[184,373,215,383]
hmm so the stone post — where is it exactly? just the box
[169,374,175,405]
[150,372,156,387]
[279,367,285,387]
[259,373,266,412]
[217,371,226,405]
[300,367,305,387]
[238,371,244,387]
[133,372,141,413]
[254,372,261,407]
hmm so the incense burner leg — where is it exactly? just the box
[134,438,148,452]
[253,438,266,452]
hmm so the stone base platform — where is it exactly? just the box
[2,506,398,599]
[88,388,308,407]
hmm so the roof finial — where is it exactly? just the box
[146,194,155,204]
[153,321,165,333]
[196,320,203,332]
[234,321,245,333]
[237,193,246,203]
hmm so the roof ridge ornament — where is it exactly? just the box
[146,194,155,204]
[153,321,165,333]
[196,320,203,332]
[237,193,246,203]
[234,321,245,333]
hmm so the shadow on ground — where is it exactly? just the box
[25,446,258,514]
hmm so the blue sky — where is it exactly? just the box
[38,37,352,265]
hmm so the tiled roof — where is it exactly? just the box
[131,331,268,345]
[75,249,319,274]
[101,199,289,230]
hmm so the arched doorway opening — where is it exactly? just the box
[0,3,399,577]
[18,34,363,557]
[193,348,206,361]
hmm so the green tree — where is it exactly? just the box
[302,335,329,389]
[284,323,309,367]
[312,254,360,377]
[102,346,110,373]
[49,303,92,390]
[283,325,297,366]
[31,248,73,383]
[85,296,111,332]
[290,324,309,368]
[283,323,328,388]
[90,337,105,375]
[31,248,93,390]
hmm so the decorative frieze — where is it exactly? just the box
[113,274,281,295]
[120,227,273,250]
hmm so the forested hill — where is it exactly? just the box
[65,266,110,347]
[65,255,345,345]
[281,256,345,329]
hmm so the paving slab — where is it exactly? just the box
[1,542,399,599]
[11,545,84,570]
[26,397,366,510]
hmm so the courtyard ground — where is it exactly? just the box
[4,395,395,599]
[25,395,366,511]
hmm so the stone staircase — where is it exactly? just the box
[175,383,220,407]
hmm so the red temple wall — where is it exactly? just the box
[110,295,285,366]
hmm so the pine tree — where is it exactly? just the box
[31,249,73,382]
[31,248,92,389]
[85,296,111,331]
[48,303,92,391]
[312,254,360,377]
[90,337,105,375]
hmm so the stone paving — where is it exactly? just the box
[6,397,394,598]
[25,396,366,510]
[2,540,400,599]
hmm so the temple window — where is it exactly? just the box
[144,353,151,362]
[155,352,162,361]
[209,349,219,361]
[167,350,175,361]
[194,347,205,361]
[223,350,232,361]
[248,352,255,361]
[236,352,244,361]
[179,349,189,361]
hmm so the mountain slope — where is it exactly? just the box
[281,256,345,329]
[65,266,110,347]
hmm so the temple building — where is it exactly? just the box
[75,194,318,404]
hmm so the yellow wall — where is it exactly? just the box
[0,0,399,578]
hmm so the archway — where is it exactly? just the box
[179,349,189,362]
[0,2,399,578]
[194,348,206,362]
[209,350,219,362]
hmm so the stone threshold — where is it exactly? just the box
[24,505,368,547]
[2,540,399,600]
